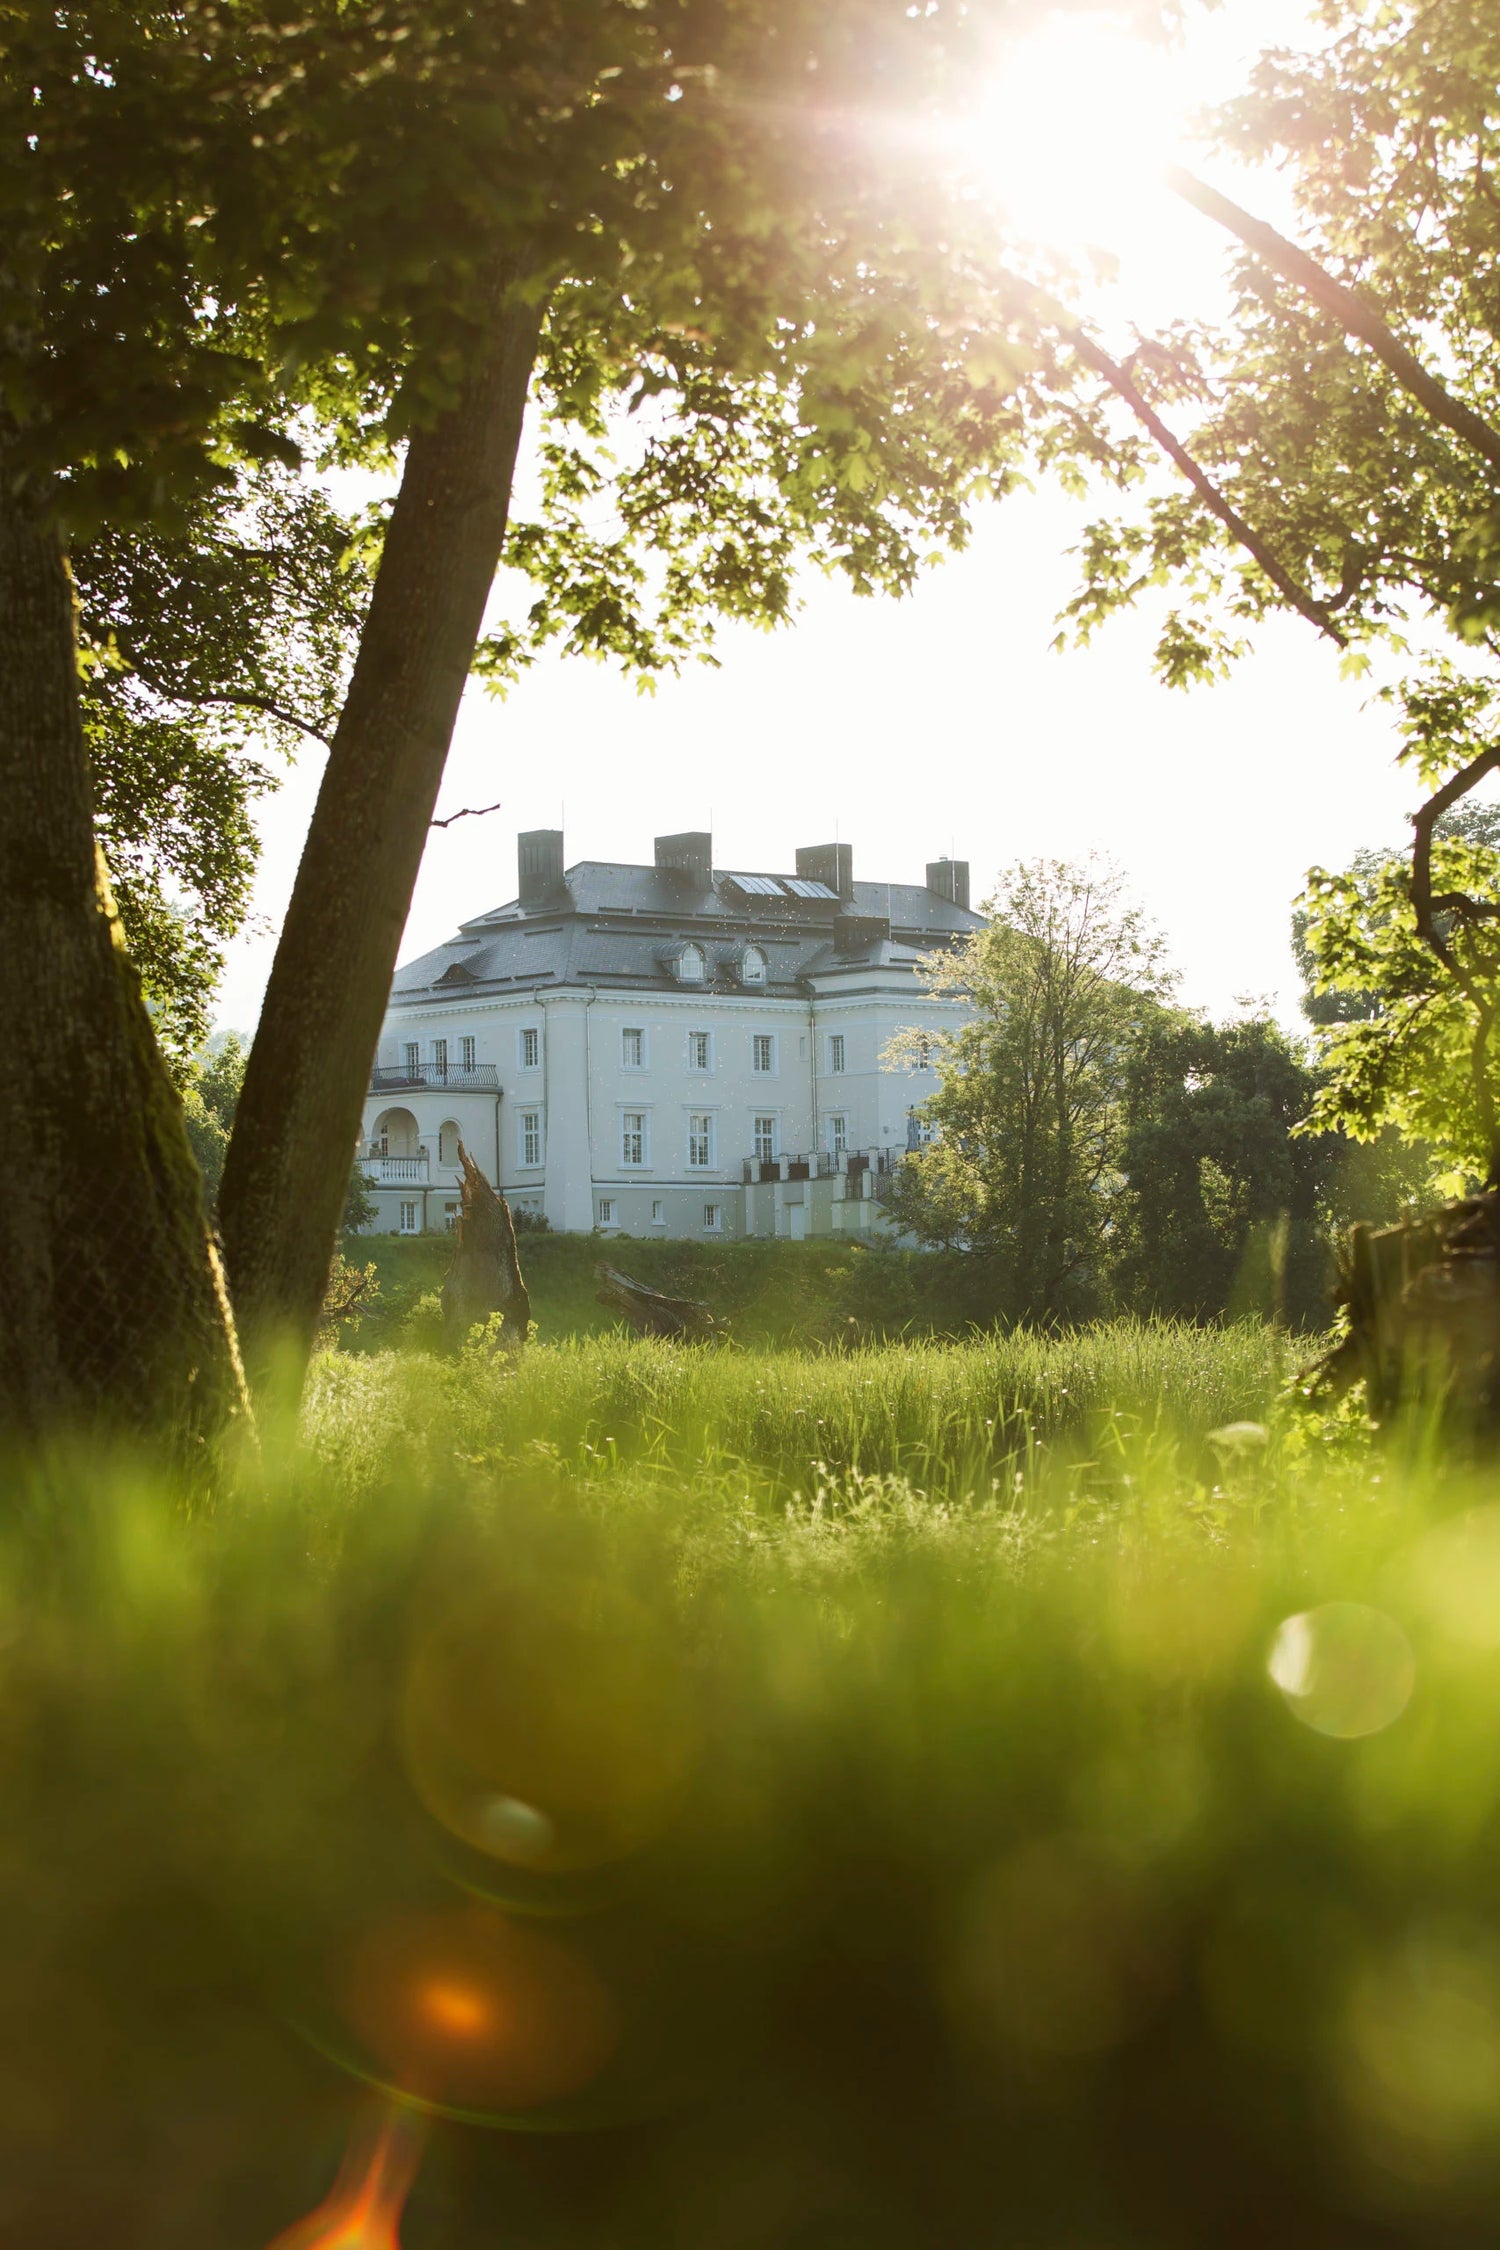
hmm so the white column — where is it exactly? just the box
[542,993,596,1233]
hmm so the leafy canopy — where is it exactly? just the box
[1058,0,1500,687]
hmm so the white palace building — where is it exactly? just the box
[358,830,981,1241]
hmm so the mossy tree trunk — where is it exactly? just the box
[219,272,542,1397]
[0,446,249,1446]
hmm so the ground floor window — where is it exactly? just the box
[651,1199,665,1225]
[621,1111,647,1167]
[753,1113,778,1161]
[702,1202,722,1232]
[519,1109,542,1167]
[597,1197,616,1227]
[827,1113,848,1159]
[399,1200,419,1234]
[443,1200,458,1232]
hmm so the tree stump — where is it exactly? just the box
[1311,1190,1500,1424]
[594,1261,721,1341]
[441,1144,531,1352]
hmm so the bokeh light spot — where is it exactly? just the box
[1268,1603,1415,1739]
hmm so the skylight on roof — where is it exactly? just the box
[784,877,837,900]
[726,873,785,898]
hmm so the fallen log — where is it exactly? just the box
[595,1261,721,1341]
[441,1144,531,1352]
[1309,1190,1500,1424]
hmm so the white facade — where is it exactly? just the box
[358,832,980,1241]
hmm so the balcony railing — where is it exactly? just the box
[370,1062,500,1092]
[364,1154,430,1183]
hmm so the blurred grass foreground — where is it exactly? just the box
[9,1320,1500,2244]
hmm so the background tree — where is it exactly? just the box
[1113,1013,1332,1326]
[1297,670,1500,1191]
[182,1035,375,1231]
[888,859,1174,1322]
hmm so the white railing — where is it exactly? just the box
[365,1155,429,1183]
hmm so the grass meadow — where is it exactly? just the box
[7,1317,1500,2245]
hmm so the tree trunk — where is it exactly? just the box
[594,1264,722,1341]
[441,1143,531,1350]
[0,451,249,1448]
[219,270,543,1394]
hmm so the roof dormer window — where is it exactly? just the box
[741,945,767,986]
[677,942,706,984]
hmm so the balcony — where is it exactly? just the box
[370,1062,499,1092]
[364,1154,430,1183]
[740,1148,896,1187]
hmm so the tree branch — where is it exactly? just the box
[1410,746,1500,957]
[194,689,335,750]
[124,655,335,750]
[1409,744,1500,1177]
[1167,167,1500,483]
[429,799,504,830]
[1066,329,1349,646]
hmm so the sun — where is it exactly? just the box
[947,13,1194,263]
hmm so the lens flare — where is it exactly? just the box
[266,2103,425,2250]
[337,1905,619,2119]
[400,1572,696,1874]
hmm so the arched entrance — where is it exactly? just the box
[372,1106,420,1159]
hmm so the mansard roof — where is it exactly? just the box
[389,859,983,1002]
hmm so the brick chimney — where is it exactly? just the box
[655,831,713,890]
[926,857,970,912]
[796,842,854,902]
[518,828,565,907]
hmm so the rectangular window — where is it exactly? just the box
[651,1199,665,1226]
[597,1198,615,1227]
[687,1113,714,1169]
[621,1111,647,1166]
[688,1030,712,1073]
[399,1199,418,1234]
[432,1037,447,1075]
[519,1110,542,1168]
[621,1027,645,1070]
[828,1034,846,1074]
[753,1114,778,1162]
[459,1035,476,1071]
[443,1200,459,1233]
[752,1033,775,1074]
[403,1041,420,1078]
[520,1026,539,1070]
[828,1112,848,1159]
[702,1203,722,1232]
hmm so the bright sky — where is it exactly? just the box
[215,0,1421,1038]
